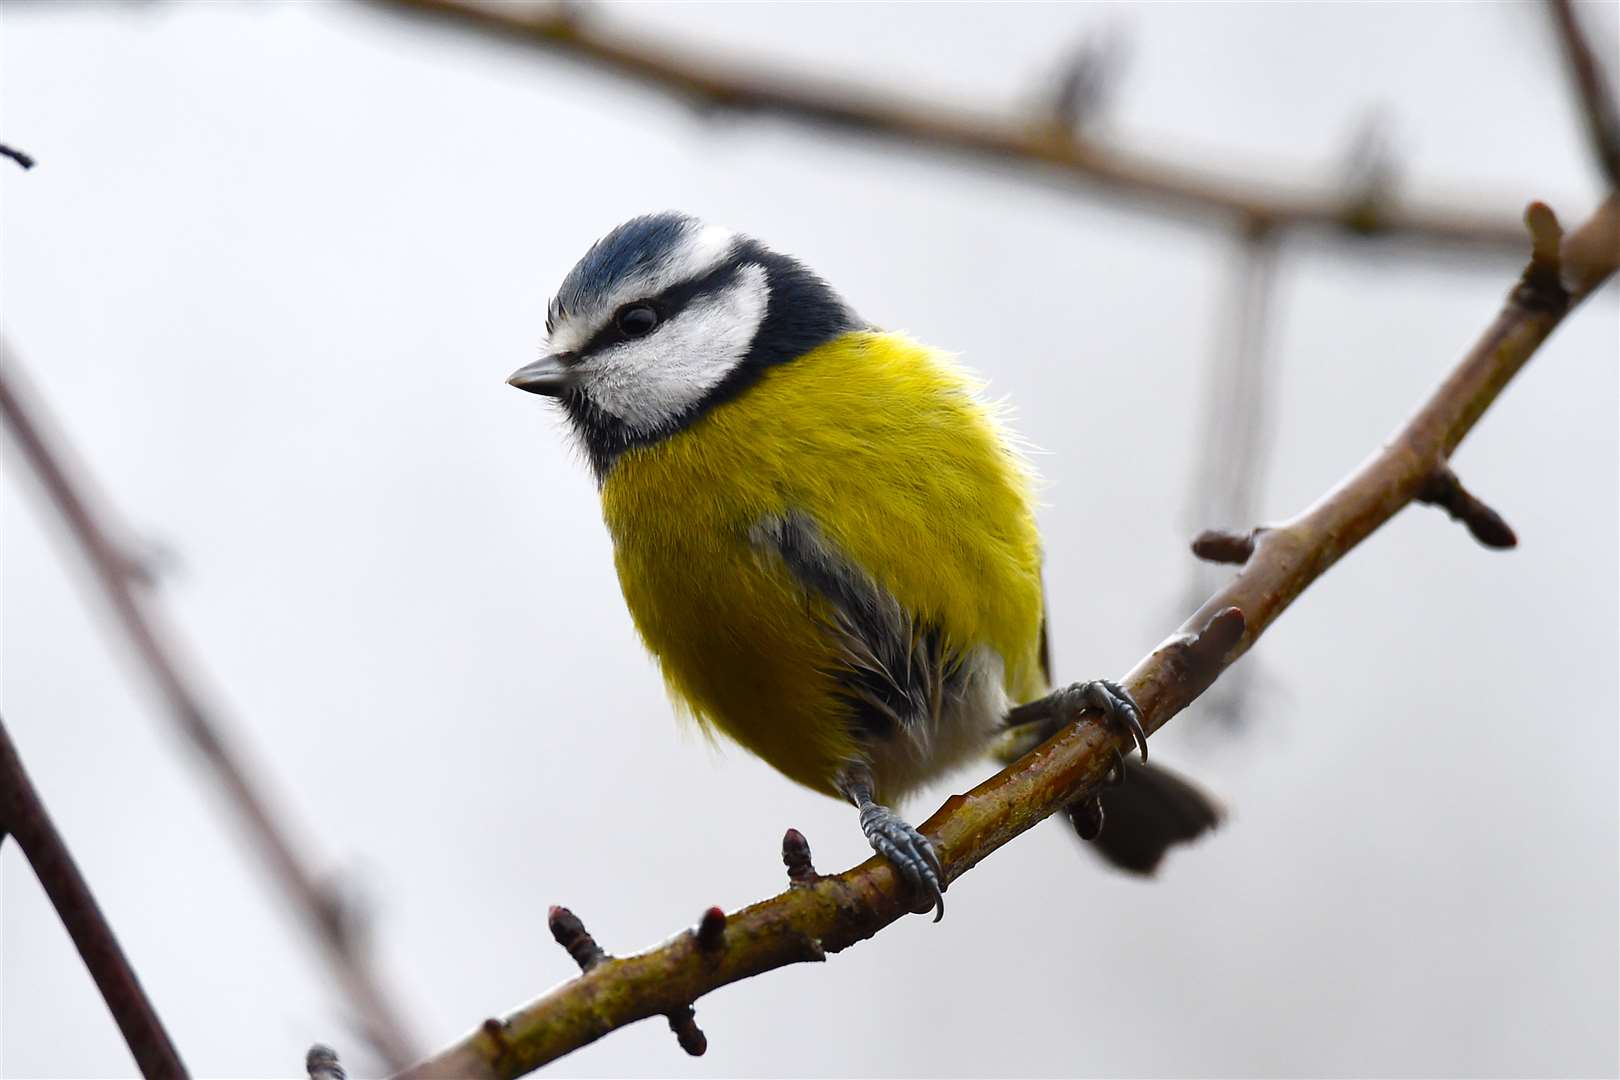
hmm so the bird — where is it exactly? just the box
[507,212,1220,919]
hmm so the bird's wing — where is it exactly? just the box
[1036,573,1054,692]
[749,510,964,742]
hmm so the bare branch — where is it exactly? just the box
[370,0,1530,252]
[537,905,711,1058]
[1044,27,1128,136]
[1179,223,1279,729]
[0,349,420,1070]
[1548,0,1620,188]
[0,712,189,1079]
[397,198,1618,1079]
[1,142,36,170]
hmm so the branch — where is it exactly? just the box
[1179,223,1279,730]
[1548,0,1620,188]
[370,0,1529,251]
[1,142,36,169]
[0,349,421,1070]
[0,712,189,1079]
[398,197,1618,1078]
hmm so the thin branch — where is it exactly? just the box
[370,0,1529,252]
[307,1044,348,1080]
[1548,0,1620,188]
[0,712,189,1079]
[1179,222,1279,730]
[1,142,36,170]
[0,349,421,1070]
[398,197,1618,1079]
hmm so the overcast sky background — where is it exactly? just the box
[3,2,1617,1077]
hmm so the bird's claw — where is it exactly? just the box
[1107,745,1128,786]
[1061,678,1148,764]
[1068,793,1106,840]
[859,803,945,921]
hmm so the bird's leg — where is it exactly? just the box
[1004,681,1145,839]
[836,766,945,922]
[1003,678,1149,764]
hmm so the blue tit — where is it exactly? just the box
[508,212,1219,919]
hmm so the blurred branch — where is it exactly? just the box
[307,1044,348,1080]
[372,0,1529,252]
[1043,26,1127,137]
[0,345,421,1071]
[1548,0,1620,188]
[398,196,1619,1078]
[1179,222,1279,731]
[1,142,36,169]
[0,712,190,1079]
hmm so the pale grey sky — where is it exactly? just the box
[2,2,1617,1077]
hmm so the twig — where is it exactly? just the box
[0,712,189,1079]
[1548,0,1620,188]
[1,142,36,169]
[370,0,1529,252]
[1179,222,1279,730]
[540,906,710,1058]
[1416,467,1518,549]
[1045,27,1127,136]
[397,198,1618,1079]
[306,1044,348,1080]
[0,347,420,1070]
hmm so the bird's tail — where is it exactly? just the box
[1075,758,1222,874]
[992,725,1222,875]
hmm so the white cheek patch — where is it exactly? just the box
[546,223,737,355]
[581,263,769,434]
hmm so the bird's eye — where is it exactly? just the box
[616,304,660,338]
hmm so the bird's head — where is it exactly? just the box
[508,212,860,477]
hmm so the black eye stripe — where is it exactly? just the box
[574,259,745,359]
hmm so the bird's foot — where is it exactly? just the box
[1068,793,1106,840]
[1069,747,1130,839]
[858,801,945,922]
[1043,680,1146,764]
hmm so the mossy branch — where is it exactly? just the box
[396,197,1617,1078]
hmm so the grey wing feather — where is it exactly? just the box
[749,511,961,742]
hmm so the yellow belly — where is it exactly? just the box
[600,330,1045,797]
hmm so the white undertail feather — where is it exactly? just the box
[866,646,1010,803]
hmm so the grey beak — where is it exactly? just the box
[506,353,578,397]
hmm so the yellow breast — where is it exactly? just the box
[599,330,1045,797]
